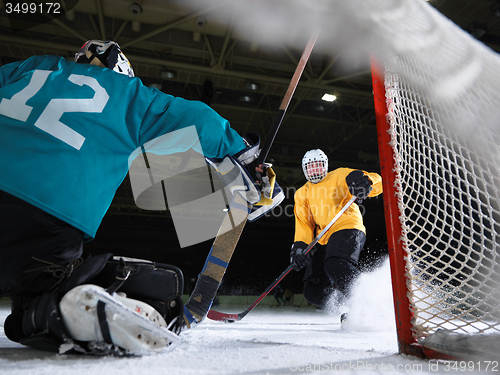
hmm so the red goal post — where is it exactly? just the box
[371,54,500,361]
[372,60,465,360]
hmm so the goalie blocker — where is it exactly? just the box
[206,133,284,221]
[4,253,184,356]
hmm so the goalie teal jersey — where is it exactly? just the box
[0,55,246,239]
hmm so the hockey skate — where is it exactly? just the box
[59,284,179,355]
[340,312,348,330]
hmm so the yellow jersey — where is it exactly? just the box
[294,167,383,245]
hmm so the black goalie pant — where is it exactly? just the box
[0,191,84,298]
[302,229,366,309]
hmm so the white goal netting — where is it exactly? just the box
[371,0,500,359]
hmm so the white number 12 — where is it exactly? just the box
[0,70,109,150]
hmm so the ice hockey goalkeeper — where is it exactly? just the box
[0,40,281,355]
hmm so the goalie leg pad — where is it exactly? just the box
[59,284,178,355]
[91,257,184,335]
[12,254,184,355]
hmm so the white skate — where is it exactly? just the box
[59,284,179,355]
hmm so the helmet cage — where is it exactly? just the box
[302,149,328,183]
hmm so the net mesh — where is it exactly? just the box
[379,0,500,346]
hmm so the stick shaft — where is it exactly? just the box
[257,30,319,165]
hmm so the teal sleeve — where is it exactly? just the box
[0,60,23,87]
[139,93,246,159]
[0,56,61,88]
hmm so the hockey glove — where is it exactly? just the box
[248,173,284,221]
[206,132,284,212]
[345,170,372,204]
[235,133,273,195]
[290,241,313,271]
[206,155,261,205]
[235,132,267,187]
[238,134,283,210]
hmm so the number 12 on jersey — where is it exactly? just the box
[0,69,109,150]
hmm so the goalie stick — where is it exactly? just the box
[183,30,320,328]
[207,195,357,323]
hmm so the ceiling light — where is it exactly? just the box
[131,21,141,32]
[193,32,202,42]
[239,95,253,103]
[161,70,176,79]
[321,93,337,102]
[148,83,162,90]
[245,81,259,91]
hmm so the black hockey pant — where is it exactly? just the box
[302,229,365,309]
[0,191,84,298]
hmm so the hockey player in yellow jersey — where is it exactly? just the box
[290,149,383,312]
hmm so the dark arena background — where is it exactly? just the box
[2,0,496,298]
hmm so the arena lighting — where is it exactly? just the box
[245,81,259,90]
[239,95,253,102]
[321,93,337,102]
[161,70,176,79]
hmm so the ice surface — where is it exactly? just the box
[0,261,494,374]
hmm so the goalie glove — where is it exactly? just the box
[248,167,284,221]
[206,155,261,205]
[345,170,372,204]
[235,133,284,216]
[206,133,284,217]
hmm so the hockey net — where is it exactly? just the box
[365,0,500,361]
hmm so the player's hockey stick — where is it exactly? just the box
[183,30,320,328]
[207,195,357,323]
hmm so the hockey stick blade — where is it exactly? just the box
[183,30,320,329]
[206,309,239,323]
[207,196,357,323]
